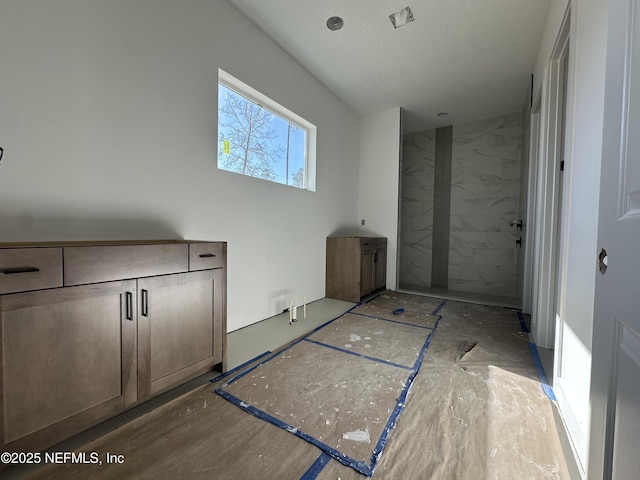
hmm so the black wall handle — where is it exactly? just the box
[199,253,216,258]
[1,267,40,275]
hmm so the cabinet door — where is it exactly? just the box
[137,269,223,399]
[0,280,137,451]
[374,249,387,290]
[360,251,376,296]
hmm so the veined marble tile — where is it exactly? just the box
[454,112,522,137]
[450,231,488,249]
[400,112,523,299]
[474,196,518,216]
[449,247,474,265]
[401,202,434,220]
[472,248,517,267]
[448,278,488,294]
[400,230,433,247]
[486,232,519,250]
[450,214,510,232]
[450,198,476,215]
[450,182,489,199]
[461,169,505,184]
[488,181,520,198]
[398,247,431,267]
[449,264,517,297]
[398,252,432,288]
[502,162,523,181]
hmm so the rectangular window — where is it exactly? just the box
[217,69,316,191]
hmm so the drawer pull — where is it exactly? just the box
[199,253,216,258]
[125,292,133,321]
[141,289,149,317]
[1,267,40,275]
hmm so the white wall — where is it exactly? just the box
[358,108,401,290]
[532,0,608,473]
[0,0,361,332]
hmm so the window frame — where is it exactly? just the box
[217,69,317,191]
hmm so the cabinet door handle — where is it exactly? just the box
[125,292,133,321]
[199,253,216,258]
[1,267,40,275]
[141,289,149,317]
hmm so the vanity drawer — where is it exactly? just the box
[0,248,63,294]
[361,237,387,250]
[189,243,226,271]
[64,244,189,285]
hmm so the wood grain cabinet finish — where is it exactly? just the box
[326,236,387,302]
[0,240,226,454]
[137,268,225,400]
[0,248,63,294]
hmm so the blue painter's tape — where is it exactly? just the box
[215,302,445,477]
[518,310,530,333]
[209,350,272,384]
[299,453,332,480]
[218,308,358,389]
[303,338,413,371]
[350,311,434,330]
[528,342,557,401]
[214,387,375,476]
[432,299,448,316]
[367,316,441,475]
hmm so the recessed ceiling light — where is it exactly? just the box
[437,112,449,118]
[326,16,344,31]
[389,6,414,28]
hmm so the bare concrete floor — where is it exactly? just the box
[4,293,580,479]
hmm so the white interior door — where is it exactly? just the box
[590,0,640,477]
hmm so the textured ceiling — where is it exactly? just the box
[228,0,550,133]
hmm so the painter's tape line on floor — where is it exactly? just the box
[518,310,530,333]
[215,298,443,478]
[350,311,435,330]
[368,321,440,474]
[214,387,374,476]
[218,307,359,389]
[209,351,272,384]
[299,453,332,480]
[432,299,448,316]
[528,342,557,401]
[303,338,414,371]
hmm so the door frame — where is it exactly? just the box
[531,5,571,352]
[522,91,541,315]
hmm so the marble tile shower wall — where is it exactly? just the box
[400,129,436,288]
[449,113,522,297]
[400,112,522,298]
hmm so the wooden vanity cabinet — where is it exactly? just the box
[326,235,387,302]
[0,240,226,454]
[137,268,225,399]
[0,280,137,452]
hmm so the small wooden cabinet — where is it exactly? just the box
[326,235,387,302]
[0,240,226,453]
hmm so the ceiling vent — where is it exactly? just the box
[389,6,414,28]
